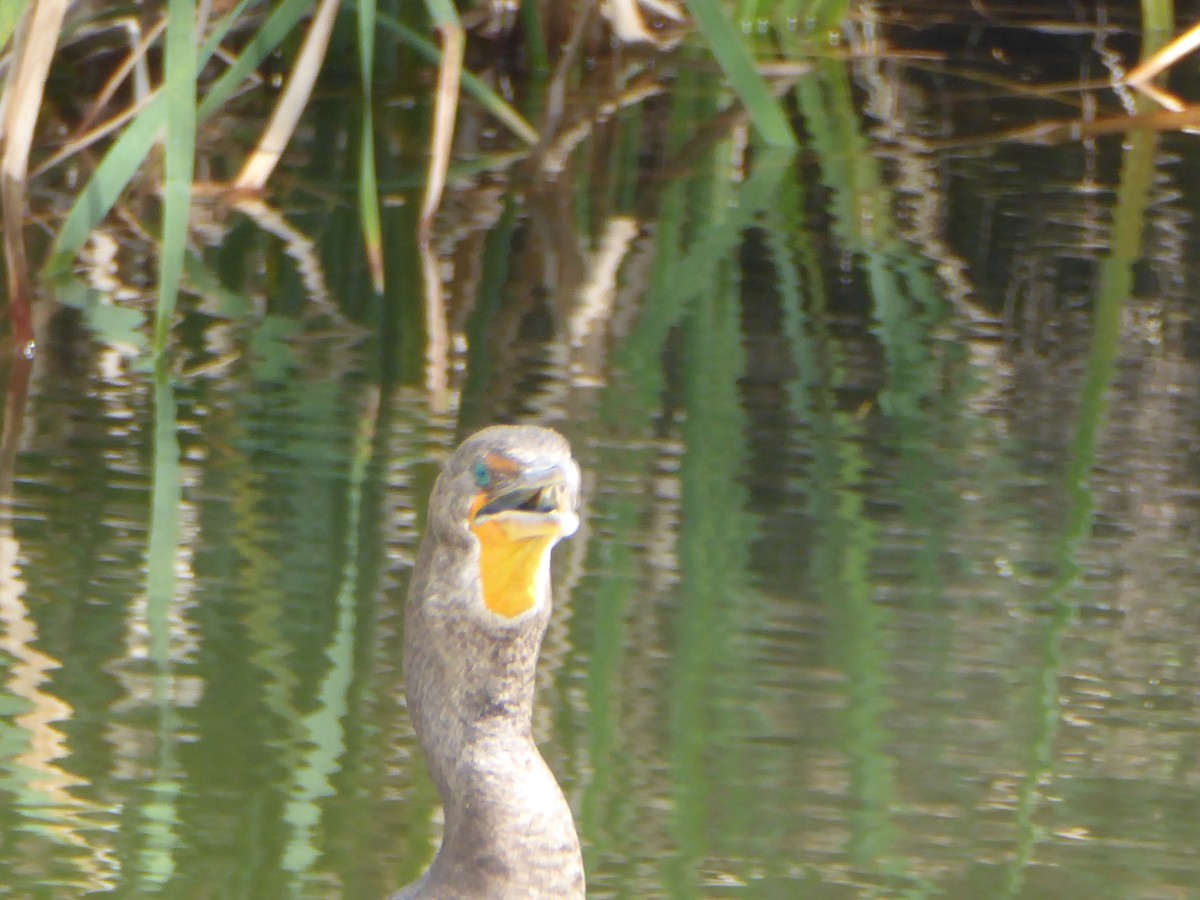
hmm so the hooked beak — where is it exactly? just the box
[471,459,580,541]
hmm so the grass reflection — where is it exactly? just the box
[281,392,377,889]
[1006,125,1159,898]
[135,366,186,887]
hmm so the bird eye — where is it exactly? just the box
[473,460,490,489]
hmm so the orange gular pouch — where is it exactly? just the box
[470,498,557,619]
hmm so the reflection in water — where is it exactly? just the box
[4,8,1200,898]
[0,535,116,891]
[280,394,375,892]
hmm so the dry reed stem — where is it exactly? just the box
[33,90,159,179]
[417,19,464,234]
[1,0,69,354]
[417,17,464,412]
[1133,81,1186,112]
[1127,21,1200,87]
[76,15,166,135]
[233,0,340,191]
[1124,21,1200,115]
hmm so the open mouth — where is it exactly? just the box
[472,467,579,540]
[477,483,567,518]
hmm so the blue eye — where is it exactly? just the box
[473,460,490,489]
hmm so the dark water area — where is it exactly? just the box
[3,6,1200,898]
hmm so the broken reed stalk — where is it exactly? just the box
[1127,21,1200,87]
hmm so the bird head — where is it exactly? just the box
[427,425,580,622]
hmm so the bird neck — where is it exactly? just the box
[404,541,547,772]
[428,727,581,895]
[402,538,585,896]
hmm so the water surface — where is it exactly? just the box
[3,7,1200,898]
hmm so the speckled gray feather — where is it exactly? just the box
[389,426,585,900]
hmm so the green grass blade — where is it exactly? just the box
[196,0,315,119]
[358,129,384,283]
[156,0,197,354]
[520,0,549,75]
[735,0,759,23]
[1141,0,1175,45]
[358,0,377,145]
[684,0,798,147]
[47,94,165,269]
[376,12,538,145]
[358,0,383,293]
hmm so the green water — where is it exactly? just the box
[4,9,1200,899]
